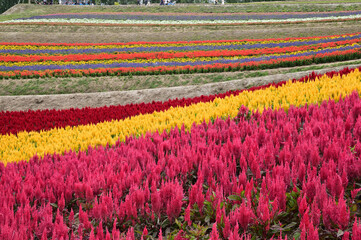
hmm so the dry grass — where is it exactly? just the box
[2,1,361,21]
[1,21,361,43]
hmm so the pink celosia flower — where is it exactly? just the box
[158,229,163,240]
[337,196,350,230]
[142,226,148,237]
[126,227,135,240]
[209,223,220,240]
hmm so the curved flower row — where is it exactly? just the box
[1,33,361,79]
[1,48,361,79]
[3,39,361,63]
[2,45,360,70]
[1,67,357,136]
[1,67,361,165]
[2,88,361,239]
[1,33,358,52]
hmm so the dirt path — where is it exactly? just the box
[1,21,360,43]
[3,3,361,16]
[1,64,360,112]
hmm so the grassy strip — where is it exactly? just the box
[2,3,361,22]
[1,59,360,96]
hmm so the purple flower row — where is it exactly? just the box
[1,33,360,55]
[1,45,359,72]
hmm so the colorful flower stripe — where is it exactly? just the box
[2,44,360,70]
[0,36,356,55]
[1,48,360,79]
[1,68,361,165]
[1,33,360,79]
[3,38,361,63]
[2,67,355,136]
[2,90,361,239]
[5,10,361,25]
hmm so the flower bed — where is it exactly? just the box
[0,33,361,79]
[1,67,361,239]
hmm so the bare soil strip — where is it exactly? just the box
[1,21,360,43]
[3,3,361,17]
[1,64,360,112]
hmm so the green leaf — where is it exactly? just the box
[228,195,242,201]
[175,219,182,228]
[351,204,358,212]
[283,222,297,231]
[270,224,283,232]
[293,232,301,240]
[50,203,58,208]
[231,204,239,211]
[202,225,212,234]
[134,230,143,235]
[277,212,288,218]
[161,218,169,228]
[204,200,212,208]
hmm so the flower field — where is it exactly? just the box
[2,65,361,239]
[2,1,361,239]
[1,33,361,79]
[3,11,361,25]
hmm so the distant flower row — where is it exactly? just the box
[1,33,358,48]
[1,33,361,79]
[3,39,361,63]
[3,10,361,25]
